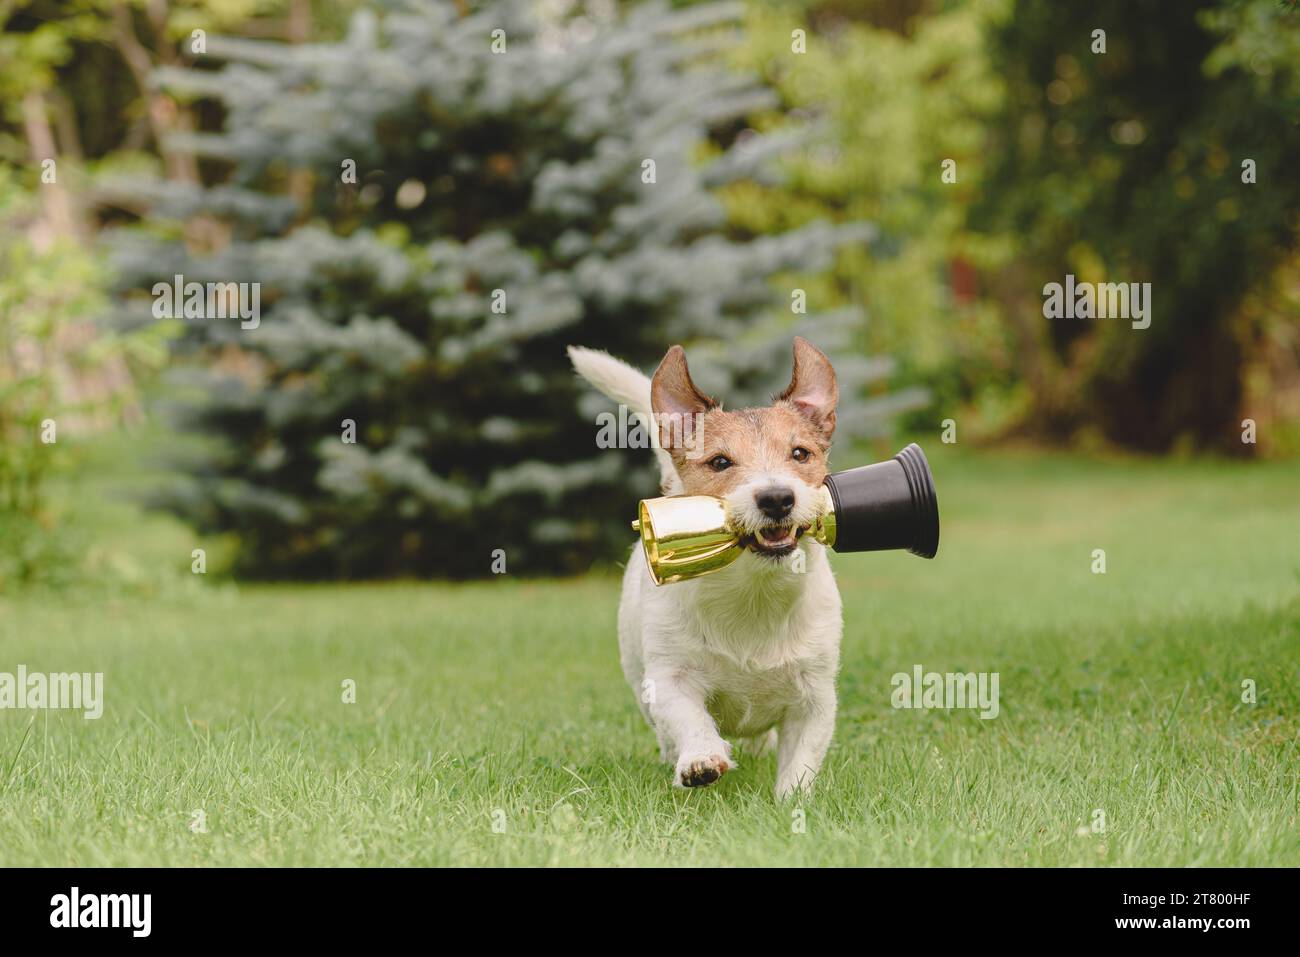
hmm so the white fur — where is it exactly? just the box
[570,346,843,800]
[567,346,682,495]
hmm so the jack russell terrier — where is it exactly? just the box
[569,338,843,800]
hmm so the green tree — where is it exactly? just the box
[735,0,1300,452]
[730,0,1009,437]
[973,0,1300,452]
[0,167,170,588]
[114,0,907,578]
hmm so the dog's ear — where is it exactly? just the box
[777,336,838,438]
[651,345,716,452]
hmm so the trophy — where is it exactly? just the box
[631,443,940,585]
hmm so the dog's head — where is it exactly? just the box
[651,337,837,560]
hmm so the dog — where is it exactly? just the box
[568,338,843,800]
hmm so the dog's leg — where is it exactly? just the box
[775,683,836,800]
[639,697,674,763]
[739,728,778,758]
[655,728,675,764]
[646,670,732,788]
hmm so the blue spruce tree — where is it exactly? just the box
[110,0,915,577]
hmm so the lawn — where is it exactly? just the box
[1,440,1297,866]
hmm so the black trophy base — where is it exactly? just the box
[823,443,939,558]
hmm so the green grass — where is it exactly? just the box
[1,441,1297,866]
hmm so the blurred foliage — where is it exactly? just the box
[111,0,911,578]
[0,167,173,589]
[2,0,1298,588]
[733,0,1300,453]
[731,0,1013,435]
[0,172,100,515]
[0,1,360,175]
[975,0,1300,453]
[1201,0,1300,456]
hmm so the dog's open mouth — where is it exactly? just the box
[743,524,808,557]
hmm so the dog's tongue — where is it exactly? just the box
[759,526,791,543]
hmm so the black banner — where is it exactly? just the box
[0,867,1288,943]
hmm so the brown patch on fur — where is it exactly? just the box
[776,336,839,438]
[672,404,831,497]
[650,345,715,453]
[649,338,838,497]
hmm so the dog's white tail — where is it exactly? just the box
[567,345,682,495]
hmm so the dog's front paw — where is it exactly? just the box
[674,751,732,788]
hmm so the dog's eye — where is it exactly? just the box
[792,447,812,463]
[707,455,733,472]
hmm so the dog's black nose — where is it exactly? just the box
[756,487,795,520]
